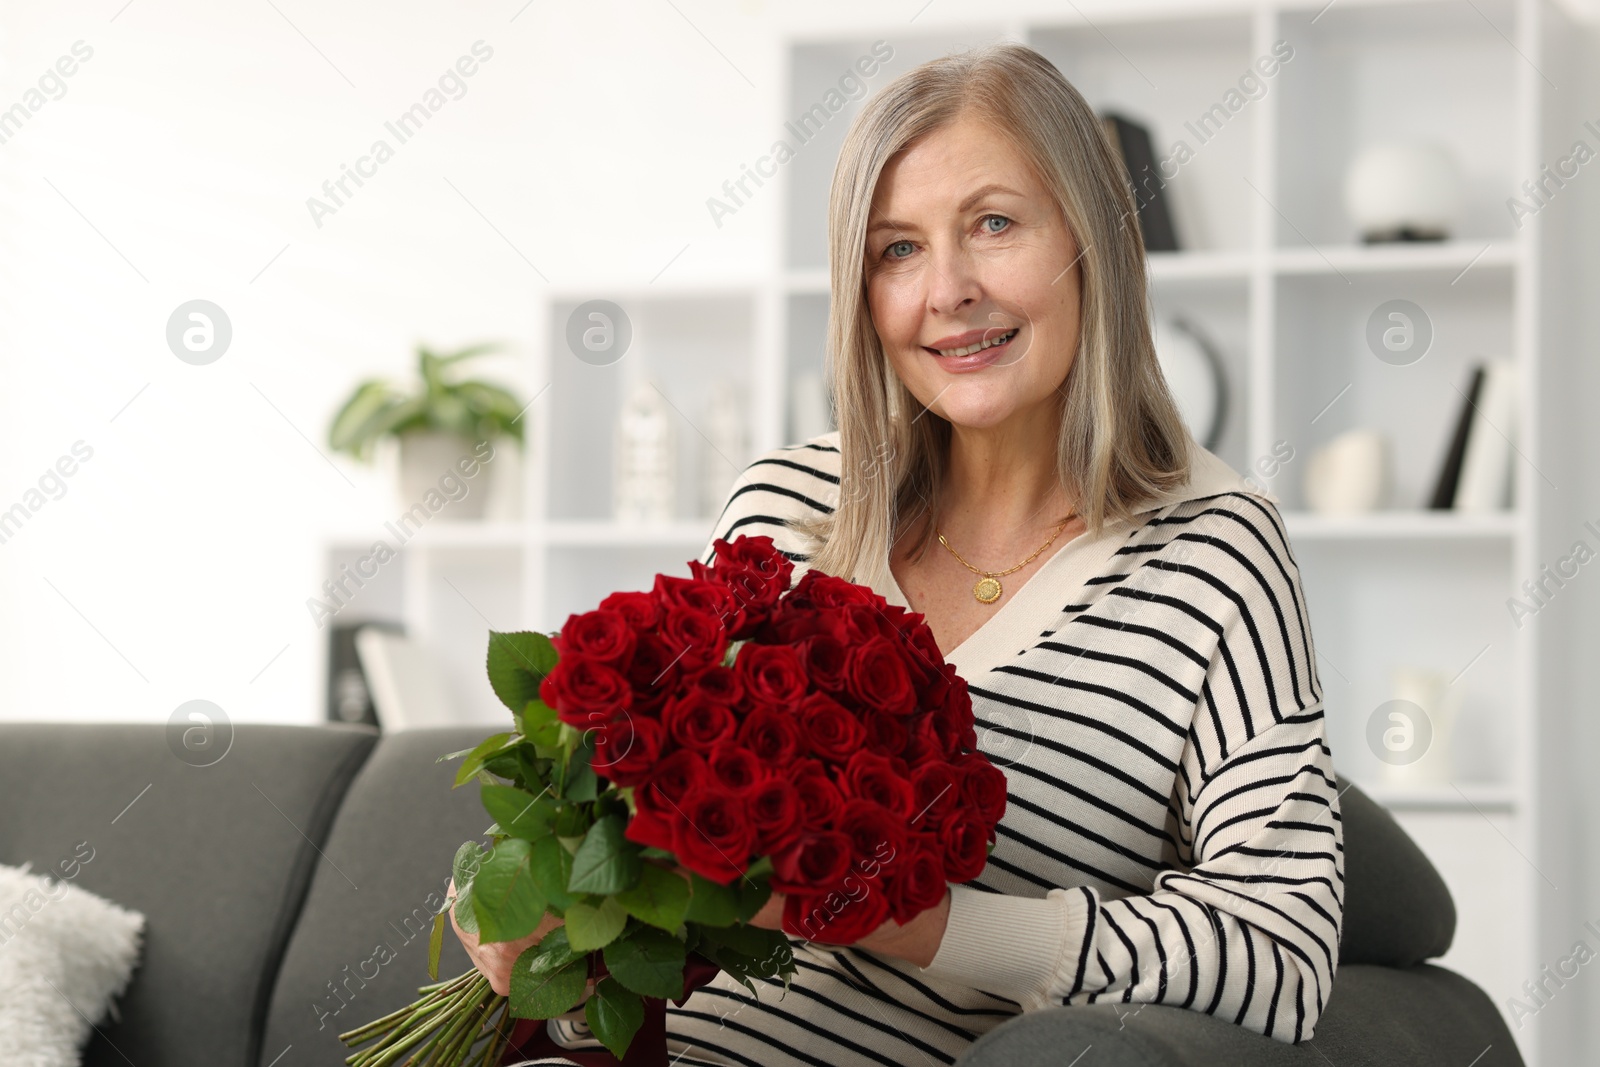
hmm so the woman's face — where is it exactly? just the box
[864,111,1082,431]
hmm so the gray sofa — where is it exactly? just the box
[0,722,1525,1067]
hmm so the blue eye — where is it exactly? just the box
[981,214,1011,234]
[884,239,915,260]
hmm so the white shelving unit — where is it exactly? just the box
[323,2,1585,1060]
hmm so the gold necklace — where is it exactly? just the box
[936,514,1075,604]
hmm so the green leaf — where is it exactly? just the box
[584,977,646,1061]
[508,929,587,1020]
[428,908,446,982]
[452,732,518,788]
[481,785,555,841]
[567,816,642,896]
[552,803,592,839]
[565,897,628,952]
[517,700,562,746]
[472,838,549,943]
[602,926,687,1000]
[733,878,772,924]
[487,631,557,713]
[530,834,578,914]
[451,841,483,936]
[683,873,739,927]
[696,921,777,960]
[453,882,479,936]
[564,736,599,803]
[614,864,691,931]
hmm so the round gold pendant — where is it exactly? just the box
[974,576,1002,603]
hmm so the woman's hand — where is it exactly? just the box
[447,877,577,998]
[741,884,953,969]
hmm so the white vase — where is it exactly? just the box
[1378,666,1463,787]
[397,430,492,520]
[1343,141,1464,242]
[1304,429,1388,514]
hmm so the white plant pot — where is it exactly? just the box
[397,430,493,520]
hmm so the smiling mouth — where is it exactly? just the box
[928,328,1019,358]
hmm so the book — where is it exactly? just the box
[1100,112,1179,253]
[1453,358,1517,512]
[326,620,402,726]
[1428,364,1485,509]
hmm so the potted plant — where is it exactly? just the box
[329,343,526,519]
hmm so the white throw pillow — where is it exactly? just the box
[0,861,146,1067]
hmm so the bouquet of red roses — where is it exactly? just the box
[338,534,1007,1065]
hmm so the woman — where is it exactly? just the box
[460,40,1343,1064]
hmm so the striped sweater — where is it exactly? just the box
[512,429,1344,1065]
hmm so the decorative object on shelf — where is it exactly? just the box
[615,376,675,523]
[1453,358,1517,512]
[788,370,832,442]
[1377,665,1463,787]
[1428,365,1484,509]
[1152,316,1228,451]
[1304,429,1390,514]
[1343,141,1464,243]
[328,342,527,521]
[700,380,748,521]
[1100,112,1179,252]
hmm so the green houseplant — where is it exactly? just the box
[329,343,527,518]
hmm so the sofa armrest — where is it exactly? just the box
[954,964,1526,1067]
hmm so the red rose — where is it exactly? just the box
[885,837,949,924]
[790,760,844,829]
[784,568,882,611]
[693,665,745,706]
[835,799,905,881]
[706,742,763,793]
[747,777,804,855]
[539,656,633,727]
[840,750,914,819]
[844,637,918,717]
[736,644,808,709]
[737,706,803,768]
[798,634,850,693]
[958,755,1009,824]
[625,781,677,852]
[864,713,909,758]
[931,693,978,755]
[624,631,685,714]
[598,589,660,630]
[901,715,945,766]
[796,691,866,763]
[623,748,704,851]
[782,880,890,945]
[909,761,960,829]
[771,829,852,895]
[663,690,738,749]
[554,608,637,667]
[651,573,736,623]
[589,712,663,787]
[673,785,755,885]
[939,808,993,883]
[660,605,728,672]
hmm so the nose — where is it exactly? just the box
[925,241,982,317]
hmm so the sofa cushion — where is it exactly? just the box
[0,722,378,1067]
[260,726,499,1065]
[953,962,1523,1066]
[1335,776,1455,966]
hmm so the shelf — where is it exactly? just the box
[540,520,714,548]
[1146,250,1253,282]
[1272,241,1517,279]
[1282,510,1519,541]
[327,521,528,550]
[1356,779,1517,813]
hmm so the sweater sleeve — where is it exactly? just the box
[919,494,1345,1044]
